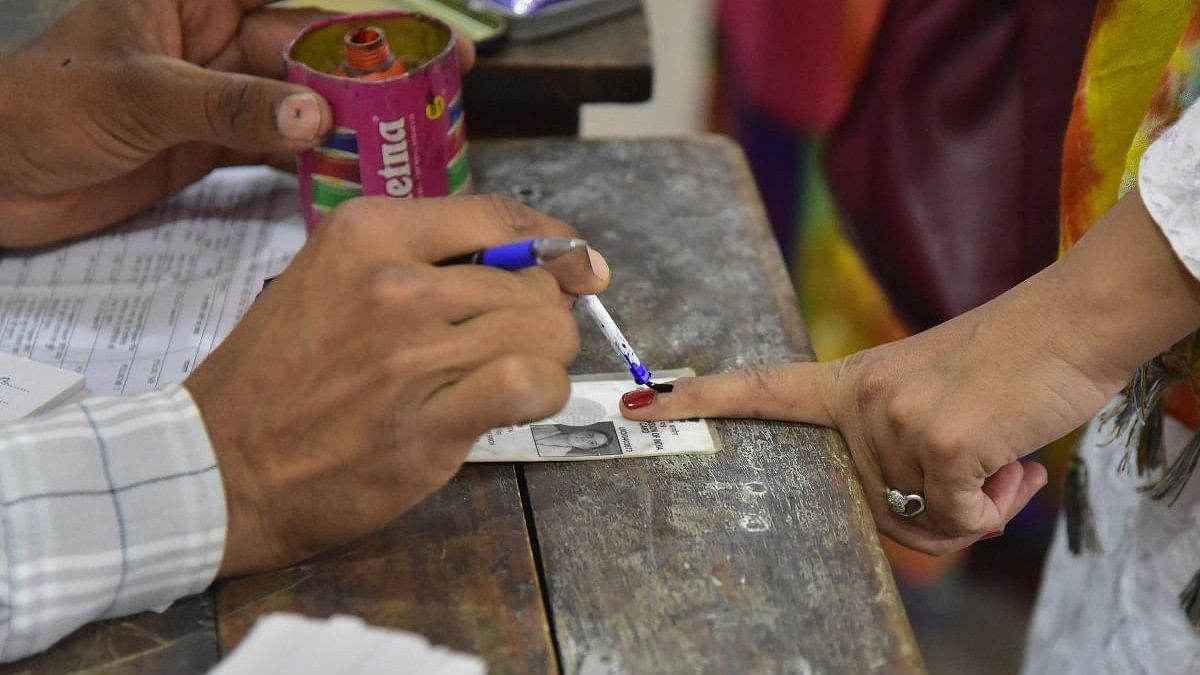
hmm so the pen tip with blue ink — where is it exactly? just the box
[630,362,653,387]
[577,294,659,389]
[446,242,656,390]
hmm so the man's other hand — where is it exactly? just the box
[0,0,474,247]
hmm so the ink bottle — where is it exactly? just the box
[337,26,407,80]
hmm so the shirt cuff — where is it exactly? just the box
[1138,101,1200,281]
[0,384,226,661]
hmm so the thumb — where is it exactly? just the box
[120,56,332,153]
[619,363,836,426]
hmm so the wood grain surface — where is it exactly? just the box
[0,138,922,674]
[215,466,556,675]
[467,7,653,106]
[465,6,652,138]
[472,137,925,674]
[0,595,218,675]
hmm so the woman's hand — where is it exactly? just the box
[622,301,1093,554]
[0,0,474,248]
[624,189,1200,554]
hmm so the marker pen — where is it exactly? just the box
[577,294,654,386]
[450,240,659,389]
[262,238,658,388]
[261,238,584,296]
[442,238,586,269]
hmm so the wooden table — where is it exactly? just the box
[464,8,652,138]
[0,138,923,674]
[0,1,653,139]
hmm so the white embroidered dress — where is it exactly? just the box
[1023,101,1200,674]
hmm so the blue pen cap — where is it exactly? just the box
[477,240,537,270]
[630,363,652,386]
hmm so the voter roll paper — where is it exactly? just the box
[0,353,87,423]
[467,369,721,462]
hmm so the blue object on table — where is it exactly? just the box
[455,238,585,270]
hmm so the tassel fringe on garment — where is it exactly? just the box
[1066,334,1200,628]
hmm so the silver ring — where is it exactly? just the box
[886,488,926,518]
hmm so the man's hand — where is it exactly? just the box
[0,0,474,247]
[186,195,609,577]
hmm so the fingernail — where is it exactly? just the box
[980,530,1003,541]
[621,388,656,409]
[587,247,611,283]
[277,93,322,142]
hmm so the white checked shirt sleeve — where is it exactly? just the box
[0,384,226,662]
[1139,101,1200,279]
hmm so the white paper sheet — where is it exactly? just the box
[0,168,305,395]
[0,352,86,422]
[1,170,720,467]
[208,613,485,675]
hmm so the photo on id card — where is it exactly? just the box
[466,368,722,462]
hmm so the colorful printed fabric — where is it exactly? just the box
[1038,0,1200,629]
[1060,2,1200,251]
[717,0,884,133]
[713,0,896,361]
[1061,2,1200,432]
[713,0,952,585]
